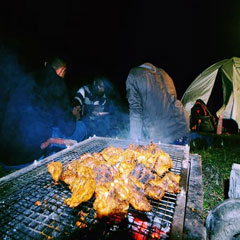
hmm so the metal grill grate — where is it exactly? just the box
[0,137,190,240]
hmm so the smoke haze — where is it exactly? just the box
[0,49,130,167]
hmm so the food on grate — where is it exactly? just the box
[62,165,96,208]
[47,161,63,182]
[93,178,130,218]
[145,183,165,200]
[34,200,42,206]
[154,152,173,176]
[147,172,181,194]
[127,178,152,212]
[130,163,155,185]
[47,142,181,218]
[159,172,181,193]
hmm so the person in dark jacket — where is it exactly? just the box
[126,62,190,145]
[0,57,73,170]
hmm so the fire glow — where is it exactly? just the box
[131,217,167,240]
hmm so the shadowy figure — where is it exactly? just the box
[0,57,72,170]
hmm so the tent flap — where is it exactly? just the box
[181,57,240,129]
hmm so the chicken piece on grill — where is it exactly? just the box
[47,161,63,182]
[145,183,165,200]
[146,142,162,154]
[80,155,102,169]
[92,152,106,162]
[136,151,156,169]
[132,144,156,169]
[77,152,106,169]
[117,155,136,178]
[78,152,93,161]
[64,166,96,207]
[148,172,180,194]
[154,152,173,176]
[120,148,136,162]
[94,173,151,217]
[130,163,155,185]
[130,143,171,173]
[61,159,81,185]
[160,172,181,193]
[93,178,129,218]
[93,163,114,185]
[61,154,102,184]
[101,146,124,164]
[127,178,152,211]
[129,158,166,201]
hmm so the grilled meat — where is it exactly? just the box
[159,172,181,193]
[127,178,152,211]
[93,164,114,185]
[61,159,80,185]
[64,166,96,207]
[154,152,173,176]
[130,163,155,185]
[145,183,165,200]
[47,161,63,182]
[100,146,124,164]
[47,143,181,218]
[93,178,129,218]
[148,172,180,194]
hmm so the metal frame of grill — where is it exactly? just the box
[0,136,190,240]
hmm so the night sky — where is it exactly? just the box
[1,0,240,100]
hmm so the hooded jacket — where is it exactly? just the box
[126,63,189,144]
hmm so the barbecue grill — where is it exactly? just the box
[0,136,190,240]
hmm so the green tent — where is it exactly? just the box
[181,57,240,129]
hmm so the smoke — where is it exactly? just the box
[0,49,73,166]
[0,49,131,166]
[0,50,46,165]
[105,96,130,139]
[0,48,24,124]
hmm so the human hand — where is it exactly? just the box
[40,139,51,149]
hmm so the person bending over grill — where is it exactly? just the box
[74,76,116,137]
[126,62,190,145]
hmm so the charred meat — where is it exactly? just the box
[47,142,181,218]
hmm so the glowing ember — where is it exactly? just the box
[132,218,148,240]
[151,226,167,239]
[34,200,41,206]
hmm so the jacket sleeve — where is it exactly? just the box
[74,87,85,108]
[74,87,85,116]
[70,121,88,142]
[126,72,143,140]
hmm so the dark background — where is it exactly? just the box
[1,0,240,101]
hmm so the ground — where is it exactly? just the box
[190,132,240,220]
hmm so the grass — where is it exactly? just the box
[190,134,240,220]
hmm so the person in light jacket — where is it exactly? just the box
[126,62,190,145]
